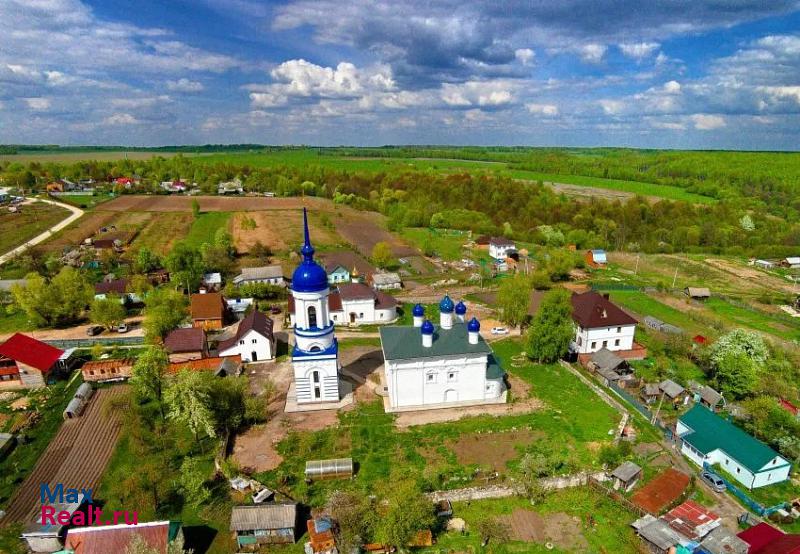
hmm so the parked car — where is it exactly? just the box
[86,325,103,336]
[491,327,509,335]
[116,322,129,333]
[700,470,726,492]
[270,305,282,315]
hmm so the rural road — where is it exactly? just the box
[0,197,84,265]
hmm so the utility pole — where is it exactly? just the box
[652,391,665,425]
[634,254,640,275]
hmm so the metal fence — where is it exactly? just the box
[701,463,769,515]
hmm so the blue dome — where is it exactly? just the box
[455,300,467,315]
[291,262,328,293]
[467,317,480,332]
[290,207,329,293]
[421,319,435,335]
[412,303,425,317]
[439,294,455,313]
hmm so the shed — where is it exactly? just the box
[75,382,94,401]
[642,383,662,404]
[685,287,711,300]
[63,397,87,419]
[611,461,643,492]
[631,515,683,554]
[754,259,775,269]
[589,348,629,376]
[697,386,723,411]
[585,249,608,268]
[781,256,800,269]
[305,458,354,481]
[371,272,402,290]
[698,525,749,554]
[663,500,720,541]
[230,504,298,548]
[659,379,686,403]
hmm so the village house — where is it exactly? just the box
[659,379,687,405]
[218,310,276,362]
[631,515,683,554]
[585,249,608,268]
[218,178,243,194]
[190,292,227,330]
[611,461,643,492]
[662,500,720,542]
[64,520,184,554]
[320,251,376,284]
[737,522,800,554]
[380,299,506,411]
[290,282,398,326]
[230,504,298,549]
[46,178,78,193]
[306,516,337,554]
[371,271,402,290]
[81,359,134,383]
[698,526,749,554]
[226,297,254,318]
[685,286,712,300]
[585,347,634,387]
[489,237,516,260]
[201,272,223,292]
[22,493,88,553]
[677,404,792,489]
[93,278,140,304]
[695,384,724,411]
[163,327,208,363]
[781,256,800,269]
[160,179,188,193]
[754,259,776,269]
[232,265,286,287]
[168,355,243,377]
[570,291,641,357]
[0,333,69,388]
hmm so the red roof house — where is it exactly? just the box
[661,500,720,541]
[65,521,182,554]
[0,333,64,386]
[738,522,800,554]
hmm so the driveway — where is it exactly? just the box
[0,197,84,265]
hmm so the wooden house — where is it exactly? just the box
[0,333,66,388]
[230,504,298,550]
[190,292,227,330]
[164,327,208,363]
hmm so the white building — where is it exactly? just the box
[570,291,637,355]
[489,237,516,260]
[289,210,342,404]
[233,265,286,287]
[290,282,398,326]
[218,310,275,362]
[371,272,402,290]
[379,297,506,412]
[677,404,791,489]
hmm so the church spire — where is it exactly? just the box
[301,207,315,262]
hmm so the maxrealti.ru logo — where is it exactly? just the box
[40,484,138,526]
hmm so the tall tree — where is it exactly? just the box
[327,490,377,553]
[90,295,126,330]
[131,346,169,418]
[12,267,93,327]
[371,241,394,269]
[165,242,204,293]
[142,288,187,341]
[165,369,216,440]
[526,288,574,363]
[375,476,435,550]
[496,273,531,328]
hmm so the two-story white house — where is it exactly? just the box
[570,291,637,355]
[218,309,275,362]
[677,404,791,489]
[379,297,506,412]
[489,237,516,260]
[289,283,398,326]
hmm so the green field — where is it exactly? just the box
[705,296,800,342]
[0,202,70,254]
[52,194,112,208]
[183,211,232,248]
[608,290,705,335]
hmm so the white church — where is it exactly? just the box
[289,209,343,405]
[379,297,507,412]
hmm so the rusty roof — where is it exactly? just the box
[631,468,691,515]
[190,292,225,320]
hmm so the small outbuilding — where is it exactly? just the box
[585,249,608,268]
[685,287,711,300]
[371,271,402,290]
[611,461,643,492]
[698,525,749,554]
[631,515,682,554]
[697,385,723,411]
[659,379,687,404]
[305,458,354,481]
[230,503,298,549]
[63,383,94,419]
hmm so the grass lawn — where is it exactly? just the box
[258,339,620,507]
[400,228,471,261]
[418,490,643,553]
[183,212,232,248]
[0,308,34,334]
[704,297,800,342]
[608,290,702,333]
[0,202,70,253]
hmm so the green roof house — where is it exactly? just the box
[677,405,791,489]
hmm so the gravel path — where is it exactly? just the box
[0,198,84,265]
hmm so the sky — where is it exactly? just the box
[1,0,799,149]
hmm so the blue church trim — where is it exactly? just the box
[292,339,339,359]
[294,323,335,338]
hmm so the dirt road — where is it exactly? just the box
[0,198,84,265]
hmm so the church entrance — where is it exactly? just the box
[444,389,458,403]
[349,312,356,324]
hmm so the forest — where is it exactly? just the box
[1,147,800,257]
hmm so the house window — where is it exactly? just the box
[614,339,620,347]
[617,327,622,333]
[252,338,257,344]
[736,468,741,474]
[239,340,245,345]
[577,337,582,346]
[333,315,338,321]
[591,341,597,349]
[725,458,729,465]
[448,371,457,383]
[308,306,318,328]
[359,313,364,318]
[427,372,436,384]
[89,370,94,375]
[312,371,320,384]
[602,340,608,348]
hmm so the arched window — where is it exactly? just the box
[310,346,321,352]
[312,371,320,384]
[308,305,317,328]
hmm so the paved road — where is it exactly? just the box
[0,197,84,265]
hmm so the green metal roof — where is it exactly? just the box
[380,323,492,361]
[679,404,784,473]
[486,354,504,380]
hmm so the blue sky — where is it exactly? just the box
[1,0,799,149]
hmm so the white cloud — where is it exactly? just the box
[598,99,625,115]
[579,43,607,64]
[110,96,170,109]
[440,80,516,107]
[525,103,559,116]
[24,97,51,111]
[663,80,681,94]
[104,113,140,125]
[166,78,204,92]
[515,48,535,65]
[691,113,725,130]
[619,41,660,61]
[648,118,686,130]
[756,86,800,104]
